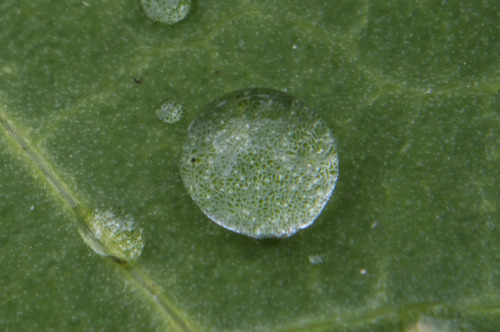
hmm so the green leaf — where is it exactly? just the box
[1,0,499,331]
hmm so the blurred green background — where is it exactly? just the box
[0,0,499,331]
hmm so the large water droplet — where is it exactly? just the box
[141,0,192,25]
[76,207,144,264]
[179,88,339,238]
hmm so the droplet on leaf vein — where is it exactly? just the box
[76,207,144,264]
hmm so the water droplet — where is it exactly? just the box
[406,317,459,332]
[76,207,144,264]
[308,254,324,265]
[141,0,192,25]
[156,101,183,123]
[180,88,339,238]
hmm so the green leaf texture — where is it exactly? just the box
[1,0,499,331]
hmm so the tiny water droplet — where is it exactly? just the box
[76,207,144,264]
[141,0,192,25]
[406,317,459,332]
[180,88,339,238]
[308,254,324,265]
[156,101,183,123]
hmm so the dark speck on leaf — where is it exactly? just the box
[133,78,142,84]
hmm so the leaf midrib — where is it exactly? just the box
[0,107,191,332]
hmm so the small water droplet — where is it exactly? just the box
[406,317,459,332]
[156,101,183,123]
[141,0,192,25]
[308,254,324,265]
[76,207,144,264]
[180,88,339,238]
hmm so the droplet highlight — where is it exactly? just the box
[141,0,192,25]
[180,88,339,238]
[156,101,183,123]
[76,207,144,264]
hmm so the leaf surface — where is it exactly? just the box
[0,0,499,331]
